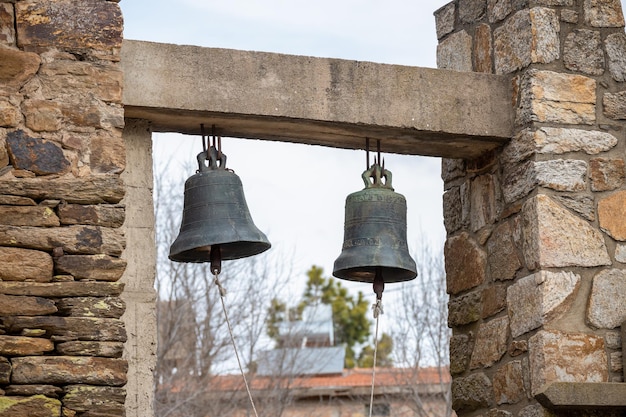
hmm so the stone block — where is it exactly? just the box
[0,247,54,282]
[508,340,528,357]
[482,284,507,318]
[437,30,473,72]
[63,385,125,414]
[21,100,63,132]
[0,3,14,45]
[507,271,580,338]
[451,372,494,412]
[605,32,626,82]
[56,296,125,318]
[616,244,626,263]
[561,9,579,23]
[587,269,626,329]
[494,8,559,75]
[435,2,456,40]
[553,194,595,221]
[11,356,127,386]
[0,206,60,227]
[517,70,596,125]
[441,158,466,184]
[529,330,607,396]
[535,159,587,191]
[445,232,487,295]
[3,316,127,342]
[522,195,610,269]
[449,291,483,326]
[563,29,604,75]
[598,191,626,240]
[469,316,509,369]
[493,360,526,404]
[590,158,625,191]
[583,0,625,27]
[0,356,10,384]
[603,90,626,119]
[55,255,126,282]
[443,187,463,234]
[487,221,521,281]
[15,0,122,60]
[89,133,126,174]
[0,100,21,127]
[534,127,617,155]
[56,341,124,358]
[58,203,125,228]
[474,24,493,73]
[0,294,57,316]
[0,335,54,356]
[450,333,473,375]
[3,385,63,398]
[0,281,124,297]
[0,45,40,90]
[470,174,500,232]
[488,0,513,23]
[460,0,487,23]
[0,395,61,417]
[6,130,70,175]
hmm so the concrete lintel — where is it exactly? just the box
[536,382,626,410]
[121,40,514,159]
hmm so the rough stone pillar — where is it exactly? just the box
[437,1,626,416]
[0,1,133,416]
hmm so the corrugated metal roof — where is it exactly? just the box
[256,345,345,376]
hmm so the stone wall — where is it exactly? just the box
[437,0,626,416]
[0,1,132,416]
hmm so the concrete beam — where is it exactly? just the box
[121,40,514,158]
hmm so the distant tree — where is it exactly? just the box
[357,332,394,368]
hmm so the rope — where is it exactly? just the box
[368,299,383,417]
[213,272,259,417]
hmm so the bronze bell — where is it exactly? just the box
[169,146,271,264]
[333,163,417,285]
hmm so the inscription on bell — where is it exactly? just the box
[343,237,381,248]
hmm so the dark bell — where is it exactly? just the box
[169,147,271,263]
[333,164,417,284]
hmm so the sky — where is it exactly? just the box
[120,0,451,294]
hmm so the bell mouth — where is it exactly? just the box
[332,265,417,284]
[169,240,271,263]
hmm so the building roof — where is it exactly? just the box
[256,345,345,376]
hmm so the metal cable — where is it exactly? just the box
[213,272,260,417]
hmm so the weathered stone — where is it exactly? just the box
[0,175,125,204]
[488,0,512,23]
[437,30,473,72]
[0,206,60,227]
[605,32,626,82]
[0,45,41,90]
[441,158,466,184]
[57,203,125,228]
[587,269,626,329]
[616,244,626,263]
[561,9,579,23]
[450,333,473,375]
[0,294,57,316]
[502,160,535,203]
[603,90,626,119]
[493,360,525,404]
[55,255,126,282]
[470,174,500,232]
[0,247,54,282]
[443,187,463,233]
[563,29,604,75]
[11,356,127,386]
[518,404,553,417]
[445,232,487,294]
[605,330,622,349]
[0,356,10,384]
[460,0,487,23]
[529,330,607,396]
[598,191,626,240]
[63,385,125,414]
[518,70,596,125]
[482,284,507,318]
[22,100,63,132]
[0,395,61,417]
[590,158,625,191]
[474,24,493,73]
[487,221,521,281]
[508,340,528,357]
[0,100,21,127]
[3,316,126,342]
[552,194,595,221]
[56,297,125,318]
[449,291,483,326]
[435,2,456,40]
[610,351,623,373]
[0,281,124,297]
[56,341,124,358]
[15,0,123,59]
[583,0,625,27]
[507,271,580,338]
[4,385,63,398]
[0,225,125,256]
[6,130,70,175]
[535,159,587,191]
[470,316,509,369]
[451,372,494,412]
[494,8,559,75]
[522,195,611,269]
[0,3,14,45]
[89,133,126,175]
[0,335,54,356]
[534,127,618,154]
[0,195,36,206]
[0,135,8,168]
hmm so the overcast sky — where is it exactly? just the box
[120,0,453,292]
